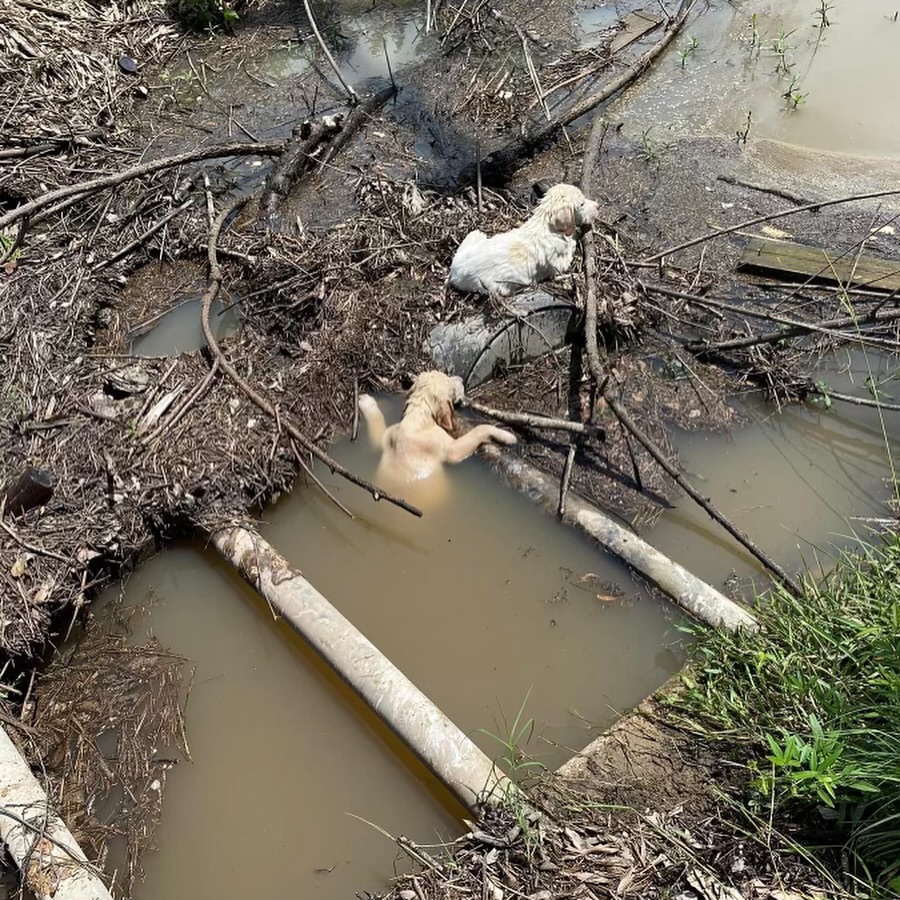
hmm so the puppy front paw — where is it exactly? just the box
[493,428,517,446]
[358,393,378,414]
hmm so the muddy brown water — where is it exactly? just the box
[102,395,683,899]
[614,0,900,158]
[102,548,462,900]
[651,349,900,590]
[130,294,240,357]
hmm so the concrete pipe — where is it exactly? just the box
[0,725,113,900]
[209,524,511,810]
[483,448,758,633]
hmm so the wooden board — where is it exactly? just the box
[610,11,664,54]
[740,236,900,292]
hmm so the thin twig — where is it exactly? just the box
[464,399,604,437]
[0,516,72,565]
[303,0,359,105]
[605,394,804,597]
[351,377,360,442]
[290,439,354,518]
[558,443,576,516]
[803,383,900,413]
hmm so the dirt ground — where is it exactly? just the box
[1,0,898,895]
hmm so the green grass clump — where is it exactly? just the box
[670,535,900,893]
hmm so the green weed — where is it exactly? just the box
[478,690,546,855]
[669,534,900,890]
[171,0,239,32]
[814,1,834,29]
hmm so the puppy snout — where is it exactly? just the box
[584,200,601,223]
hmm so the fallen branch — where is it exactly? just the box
[644,187,900,264]
[314,84,397,171]
[801,383,900,413]
[467,0,695,185]
[464,399,605,438]
[0,140,285,232]
[258,86,395,220]
[199,199,422,518]
[259,118,344,219]
[604,394,804,597]
[646,285,900,354]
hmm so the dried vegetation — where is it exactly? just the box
[2,0,900,895]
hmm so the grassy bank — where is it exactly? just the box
[668,533,900,895]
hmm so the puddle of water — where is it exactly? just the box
[576,2,623,47]
[102,547,462,900]
[648,349,900,591]
[738,0,900,157]
[616,0,900,158]
[266,1,432,84]
[262,397,686,771]
[130,295,240,357]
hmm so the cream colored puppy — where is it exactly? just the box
[449,183,601,297]
[358,371,516,485]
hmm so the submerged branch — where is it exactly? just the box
[604,395,804,597]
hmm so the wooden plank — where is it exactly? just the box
[610,11,663,54]
[740,236,900,292]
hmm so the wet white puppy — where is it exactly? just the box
[449,183,601,297]
[358,371,516,485]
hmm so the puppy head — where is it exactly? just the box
[541,184,601,235]
[408,371,465,431]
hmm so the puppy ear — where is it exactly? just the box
[549,204,576,236]
[436,399,454,432]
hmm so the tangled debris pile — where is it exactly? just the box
[375,702,840,900]
[2,0,900,894]
[21,602,189,895]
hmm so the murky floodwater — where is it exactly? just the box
[104,548,463,900]
[104,397,683,900]
[262,397,684,768]
[650,348,899,592]
[130,295,240,357]
[616,0,900,158]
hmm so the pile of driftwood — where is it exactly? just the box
[2,0,900,894]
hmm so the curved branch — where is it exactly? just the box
[199,201,423,519]
[0,140,285,231]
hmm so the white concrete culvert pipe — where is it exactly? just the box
[209,524,512,811]
[0,725,113,900]
[482,447,759,633]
